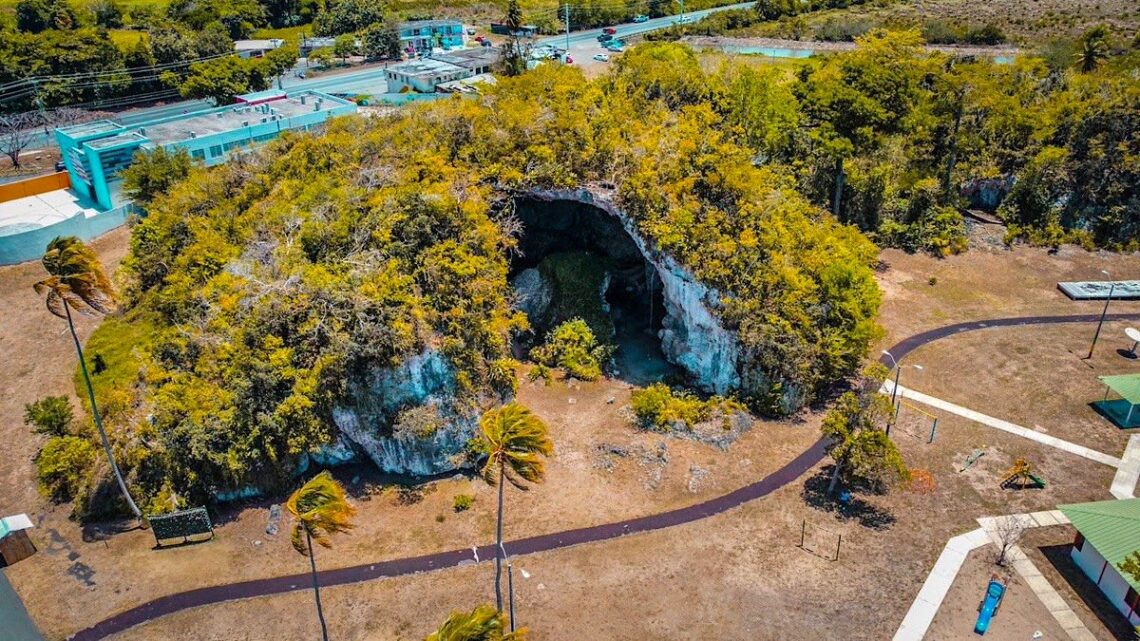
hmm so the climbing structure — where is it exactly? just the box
[1000,458,1046,489]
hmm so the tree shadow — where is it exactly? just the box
[801,467,897,531]
[1038,544,1140,641]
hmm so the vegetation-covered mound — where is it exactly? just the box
[65,46,882,515]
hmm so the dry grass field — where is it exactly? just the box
[1,221,1138,640]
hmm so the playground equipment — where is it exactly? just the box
[890,400,939,443]
[999,458,1046,490]
[797,518,843,561]
[974,576,1007,635]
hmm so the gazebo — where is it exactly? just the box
[1096,374,1140,428]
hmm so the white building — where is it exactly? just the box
[234,39,284,58]
[1060,498,1140,627]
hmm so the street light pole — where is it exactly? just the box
[507,562,516,632]
[882,350,900,404]
[564,2,570,58]
[1087,270,1114,360]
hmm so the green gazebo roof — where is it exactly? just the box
[1099,374,1140,405]
[1058,498,1140,590]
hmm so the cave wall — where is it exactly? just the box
[523,187,742,394]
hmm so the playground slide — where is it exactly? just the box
[974,579,1006,635]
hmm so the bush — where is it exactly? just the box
[453,493,474,512]
[630,383,742,431]
[35,436,96,502]
[530,319,610,381]
[23,396,75,437]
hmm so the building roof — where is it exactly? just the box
[1100,374,1140,405]
[234,39,284,51]
[401,19,463,28]
[1059,498,1140,590]
[387,58,467,79]
[0,514,34,539]
[431,47,500,71]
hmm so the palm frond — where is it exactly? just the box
[286,471,356,556]
[425,604,525,641]
[34,237,117,319]
[478,403,552,490]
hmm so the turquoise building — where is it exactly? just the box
[399,20,465,53]
[54,90,356,210]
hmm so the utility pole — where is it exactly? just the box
[1086,270,1115,360]
[564,1,570,60]
[678,0,684,24]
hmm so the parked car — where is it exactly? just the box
[593,53,610,62]
[481,39,492,47]
[467,27,476,35]
[604,41,624,51]
[603,27,617,34]
[597,33,613,42]
[633,14,648,22]
[564,54,573,64]
[474,35,484,42]
[673,15,692,24]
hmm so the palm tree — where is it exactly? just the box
[1075,25,1110,72]
[33,236,142,521]
[478,403,553,613]
[426,604,526,641]
[287,471,356,641]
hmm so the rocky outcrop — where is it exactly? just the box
[331,349,477,476]
[523,187,742,394]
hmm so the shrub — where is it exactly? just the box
[23,396,74,437]
[630,383,742,431]
[453,493,474,512]
[35,436,96,502]
[530,319,610,381]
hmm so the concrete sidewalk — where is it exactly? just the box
[1110,435,1140,499]
[892,527,991,641]
[885,382,1123,468]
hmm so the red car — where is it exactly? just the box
[603,27,617,34]
[564,54,574,64]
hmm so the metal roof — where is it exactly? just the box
[1058,498,1140,590]
[1100,374,1140,406]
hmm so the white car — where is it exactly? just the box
[673,15,692,24]
[593,53,610,62]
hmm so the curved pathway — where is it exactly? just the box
[68,312,1140,641]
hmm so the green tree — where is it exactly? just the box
[287,471,356,641]
[333,33,355,63]
[16,0,77,33]
[426,605,527,641]
[500,0,526,76]
[121,147,194,206]
[820,365,908,495]
[529,319,608,381]
[24,396,74,437]
[263,41,300,87]
[1074,25,1111,72]
[477,403,552,612]
[308,47,334,68]
[33,237,142,520]
[1119,551,1140,585]
[165,55,270,105]
[90,0,124,28]
[362,20,401,60]
[313,0,384,36]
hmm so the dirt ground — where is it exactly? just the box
[926,546,1069,641]
[2,226,1139,641]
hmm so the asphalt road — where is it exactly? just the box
[537,1,755,49]
[62,311,1140,641]
[0,570,45,641]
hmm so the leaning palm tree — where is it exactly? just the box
[33,236,142,521]
[287,471,356,641]
[478,403,553,613]
[426,604,526,641]
[1075,25,1110,72]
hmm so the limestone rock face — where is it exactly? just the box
[332,349,476,476]
[524,187,742,394]
[511,267,554,326]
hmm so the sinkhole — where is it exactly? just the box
[508,197,680,385]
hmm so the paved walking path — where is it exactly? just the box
[64,312,1140,641]
[1111,435,1140,499]
[885,382,1123,468]
[892,527,991,641]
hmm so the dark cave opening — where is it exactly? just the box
[508,197,679,385]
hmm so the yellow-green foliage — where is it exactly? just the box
[529,319,609,381]
[630,383,743,432]
[102,44,883,505]
[35,436,96,502]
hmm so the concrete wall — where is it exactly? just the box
[0,204,135,265]
[1070,541,1140,625]
[0,173,70,204]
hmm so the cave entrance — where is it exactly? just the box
[508,197,679,385]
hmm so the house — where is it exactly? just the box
[385,48,500,94]
[1060,498,1140,626]
[0,514,36,567]
[234,39,284,58]
[399,20,465,53]
[54,90,356,210]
